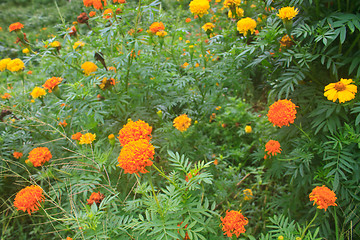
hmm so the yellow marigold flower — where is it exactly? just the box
[87,192,105,205]
[324,78,357,103]
[149,22,165,34]
[9,22,24,32]
[27,147,52,167]
[71,132,83,141]
[22,48,30,54]
[118,119,152,146]
[189,0,210,18]
[223,0,241,8]
[13,151,23,159]
[243,189,253,200]
[277,6,299,21]
[79,133,96,144]
[182,62,189,68]
[156,30,168,37]
[245,125,252,133]
[173,114,192,132]
[108,134,115,139]
[14,185,45,215]
[309,185,337,211]
[73,41,85,50]
[221,210,248,238]
[228,7,244,19]
[43,77,63,93]
[267,99,297,128]
[202,22,215,32]
[31,87,46,99]
[278,236,284,240]
[50,41,61,48]
[6,58,25,72]
[0,58,11,71]
[237,17,257,36]
[81,62,98,75]
[215,106,221,110]
[265,140,281,156]
[117,139,155,174]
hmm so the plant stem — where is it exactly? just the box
[334,207,339,240]
[301,210,318,239]
[148,172,163,216]
[294,123,311,142]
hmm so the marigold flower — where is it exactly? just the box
[27,147,52,167]
[50,41,61,48]
[156,30,167,37]
[182,62,189,68]
[14,185,45,215]
[0,58,11,71]
[237,17,257,36]
[113,0,126,3]
[243,189,253,200]
[13,151,23,159]
[265,140,281,156]
[118,119,152,146]
[173,114,192,132]
[186,18,191,23]
[267,99,297,127]
[189,0,210,18]
[228,7,244,19]
[66,237,73,240]
[202,22,215,32]
[245,125,252,133]
[103,9,113,19]
[69,26,77,36]
[22,48,30,54]
[223,0,241,8]
[1,93,11,100]
[81,62,98,75]
[83,0,93,7]
[324,78,357,103]
[149,22,165,34]
[214,159,218,165]
[73,41,85,50]
[89,11,96,17]
[280,34,294,49]
[43,77,62,93]
[221,210,248,238]
[71,132,83,141]
[27,70,33,74]
[117,139,155,174]
[87,192,105,205]
[79,133,96,145]
[9,22,24,32]
[59,120,67,127]
[6,58,25,72]
[77,12,89,24]
[31,87,46,99]
[277,6,299,21]
[309,185,337,211]
[108,134,115,139]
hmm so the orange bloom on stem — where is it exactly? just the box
[117,119,152,146]
[72,132,83,141]
[1,93,11,100]
[221,210,248,238]
[9,22,24,32]
[43,77,62,93]
[309,185,337,211]
[59,120,67,127]
[14,185,45,215]
[267,99,297,128]
[87,192,105,205]
[83,0,93,7]
[265,140,282,156]
[13,151,23,159]
[89,11,96,17]
[149,22,165,34]
[103,9,113,19]
[27,147,52,167]
[173,114,192,132]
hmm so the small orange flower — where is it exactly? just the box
[267,99,297,128]
[71,132,83,141]
[13,151,23,159]
[309,185,337,211]
[43,77,62,93]
[186,18,191,23]
[103,9,113,19]
[14,185,45,215]
[87,192,105,205]
[27,147,52,167]
[173,114,192,132]
[113,0,126,3]
[1,93,11,100]
[117,119,152,146]
[265,140,282,156]
[149,22,165,34]
[214,159,218,165]
[221,210,248,238]
[59,120,67,127]
[27,70,33,74]
[89,11,96,17]
[9,22,24,32]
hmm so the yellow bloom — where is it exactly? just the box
[6,58,25,72]
[30,87,46,99]
[156,30,168,37]
[243,189,253,200]
[223,0,241,8]
[189,0,210,18]
[202,22,215,32]
[245,125,252,133]
[50,41,61,48]
[228,7,244,19]
[108,134,115,139]
[173,114,192,132]
[73,41,85,50]
[79,133,96,145]
[22,48,30,54]
[277,6,299,21]
[237,18,257,36]
[0,58,11,71]
[182,62,189,68]
[324,78,357,103]
[81,62,98,75]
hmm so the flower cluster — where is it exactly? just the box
[267,99,297,128]
[309,185,337,211]
[1,93,11,100]
[73,41,85,50]
[223,0,241,8]
[237,18,257,36]
[324,78,357,103]
[189,0,210,18]
[99,77,116,90]
[5,58,25,72]
[173,114,192,132]
[79,133,96,145]
[265,140,282,157]
[221,210,248,238]
[81,61,98,75]
[14,185,45,215]
[87,192,105,205]
[118,119,152,146]
[277,6,299,21]
[103,9,113,19]
[148,22,165,34]
[31,87,46,99]
[26,147,52,167]
[9,22,24,32]
[83,0,107,10]
[243,189,253,200]
[43,77,63,93]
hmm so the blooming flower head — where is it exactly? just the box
[309,185,337,211]
[277,6,299,21]
[189,0,210,18]
[221,210,248,238]
[243,189,253,200]
[245,125,252,133]
[202,22,215,32]
[149,22,165,34]
[0,58,11,71]
[87,192,105,205]
[237,17,257,36]
[50,41,61,48]
[93,0,107,9]
[1,93,11,100]
[79,133,96,145]
[27,147,52,167]
[13,151,23,159]
[103,9,113,19]
[71,132,83,141]
[89,11,96,17]
[265,140,282,156]
[267,99,297,127]
[9,22,24,32]
[324,78,357,103]
[81,62,98,75]
[6,58,25,72]
[22,48,30,54]
[223,0,241,8]
[228,7,244,19]
[173,114,192,132]
[83,0,93,7]
[14,185,45,215]
[108,134,115,139]
[114,0,126,3]
[30,87,46,99]
[156,30,168,37]
[118,119,152,146]
[117,139,155,174]
[186,18,191,23]
[73,41,85,50]
[43,77,62,93]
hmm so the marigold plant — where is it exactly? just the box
[26,147,52,167]
[324,78,357,103]
[43,77,62,93]
[221,210,248,238]
[79,133,96,145]
[9,22,24,32]
[189,0,210,18]
[228,7,244,19]
[223,0,241,8]
[267,99,297,128]
[309,185,337,211]
[265,140,282,156]
[14,185,45,215]
[117,119,152,146]
[237,17,257,36]
[277,6,299,21]
[173,114,192,132]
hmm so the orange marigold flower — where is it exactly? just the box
[149,22,165,34]
[1,93,11,100]
[103,9,113,19]
[186,18,191,23]
[9,22,24,32]
[113,0,126,3]
[43,77,62,93]
[27,147,52,167]
[87,191,105,205]
[66,237,73,240]
[93,0,107,10]
[309,185,337,211]
[14,185,45,215]
[72,132,83,141]
[13,151,23,159]
[79,133,96,145]
[118,119,152,146]
[117,139,155,174]
[173,114,192,132]
[83,0,93,7]
[265,140,282,156]
[89,11,96,17]
[59,120,67,127]
[221,210,248,238]
[267,99,297,128]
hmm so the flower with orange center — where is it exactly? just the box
[27,147,52,167]
[265,140,281,156]
[189,0,210,18]
[59,120,67,127]
[43,77,63,93]
[148,22,165,34]
[277,6,299,21]
[309,185,337,211]
[117,139,155,174]
[118,119,152,146]
[9,22,24,32]
[13,151,23,159]
[81,61,98,75]
[267,99,297,128]
[173,114,192,132]
[1,93,11,100]
[71,132,83,141]
[87,192,105,205]
[103,9,113,19]
[221,210,248,238]
[14,185,45,215]
[223,0,241,8]
[79,133,96,145]
[237,17,257,36]
[324,78,357,103]
[202,22,215,32]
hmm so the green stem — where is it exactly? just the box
[301,210,318,239]
[334,207,339,240]
[148,172,163,216]
[293,123,311,142]
[152,164,177,187]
